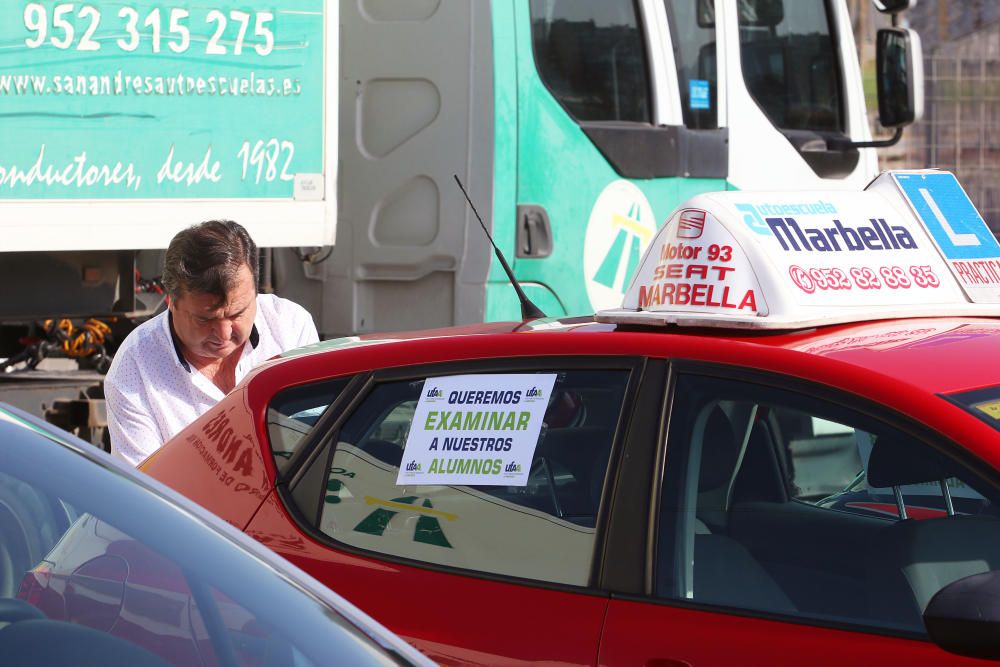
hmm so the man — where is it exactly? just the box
[106,220,319,466]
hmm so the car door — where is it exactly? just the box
[599,365,1000,666]
[248,356,657,665]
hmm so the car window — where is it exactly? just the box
[0,412,402,667]
[289,368,631,586]
[266,378,350,472]
[945,385,1000,435]
[530,0,652,122]
[657,373,1000,635]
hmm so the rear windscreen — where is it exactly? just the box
[944,385,1000,433]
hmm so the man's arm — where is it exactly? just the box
[105,366,164,467]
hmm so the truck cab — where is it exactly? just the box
[332,0,918,330]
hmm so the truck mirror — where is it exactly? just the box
[924,570,1000,660]
[876,27,924,129]
[871,0,916,14]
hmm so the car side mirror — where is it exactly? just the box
[923,570,1000,660]
[876,27,924,129]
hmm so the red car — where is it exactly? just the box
[143,172,1000,665]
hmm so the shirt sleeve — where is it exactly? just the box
[286,299,319,347]
[105,358,164,467]
[297,307,320,346]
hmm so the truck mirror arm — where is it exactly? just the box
[836,127,903,150]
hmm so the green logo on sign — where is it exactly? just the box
[353,496,453,549]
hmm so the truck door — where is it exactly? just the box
[501,0,729,318]
[722,0,878,190]
[496,0,877,321]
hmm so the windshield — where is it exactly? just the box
[738,0,845,134]
[946,385,1000,434]
[0,407,402,667]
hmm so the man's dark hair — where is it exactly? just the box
[162,220,259,301]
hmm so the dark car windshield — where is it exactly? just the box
[946,385,1000,434]
[0,408,400,666]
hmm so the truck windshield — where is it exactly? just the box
[739,0,845,134]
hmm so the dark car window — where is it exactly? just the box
[0,411,400,667]
[657,373,1000,635]
[290,368,630,586]
[530,0,652,122]
[946,385,1000,435]
[266,378,350,472]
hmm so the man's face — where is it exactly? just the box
[169,263,257,363]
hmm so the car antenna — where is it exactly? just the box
[454,174,546,321]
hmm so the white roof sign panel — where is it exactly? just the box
[599,170,1000,330]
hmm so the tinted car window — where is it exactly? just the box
[267,378,349,472]
[530,0,652,122]
[0,409,401,667]
[947,385,1000,434]
[291,368,630,585]
[657,374,1000,634]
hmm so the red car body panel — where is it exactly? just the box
[245,492,607,666]
[143,399,274,530]
[598,599,986,666]
[142,316,1000,665]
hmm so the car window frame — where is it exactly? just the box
[274,355,652,594]
[278,373,371,485]
[642,359,1000,638]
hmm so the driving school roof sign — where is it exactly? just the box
[886,171,1000,302]
[598,170,1000,330]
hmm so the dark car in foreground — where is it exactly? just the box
[0,404,433,666]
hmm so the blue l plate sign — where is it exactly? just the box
[894,172,1000,260]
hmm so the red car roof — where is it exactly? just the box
[272,316,1000,397]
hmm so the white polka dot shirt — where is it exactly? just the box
[105,294,318,466]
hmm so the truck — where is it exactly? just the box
[0,0,922,444]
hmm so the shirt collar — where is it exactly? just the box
[168,311,260,373]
